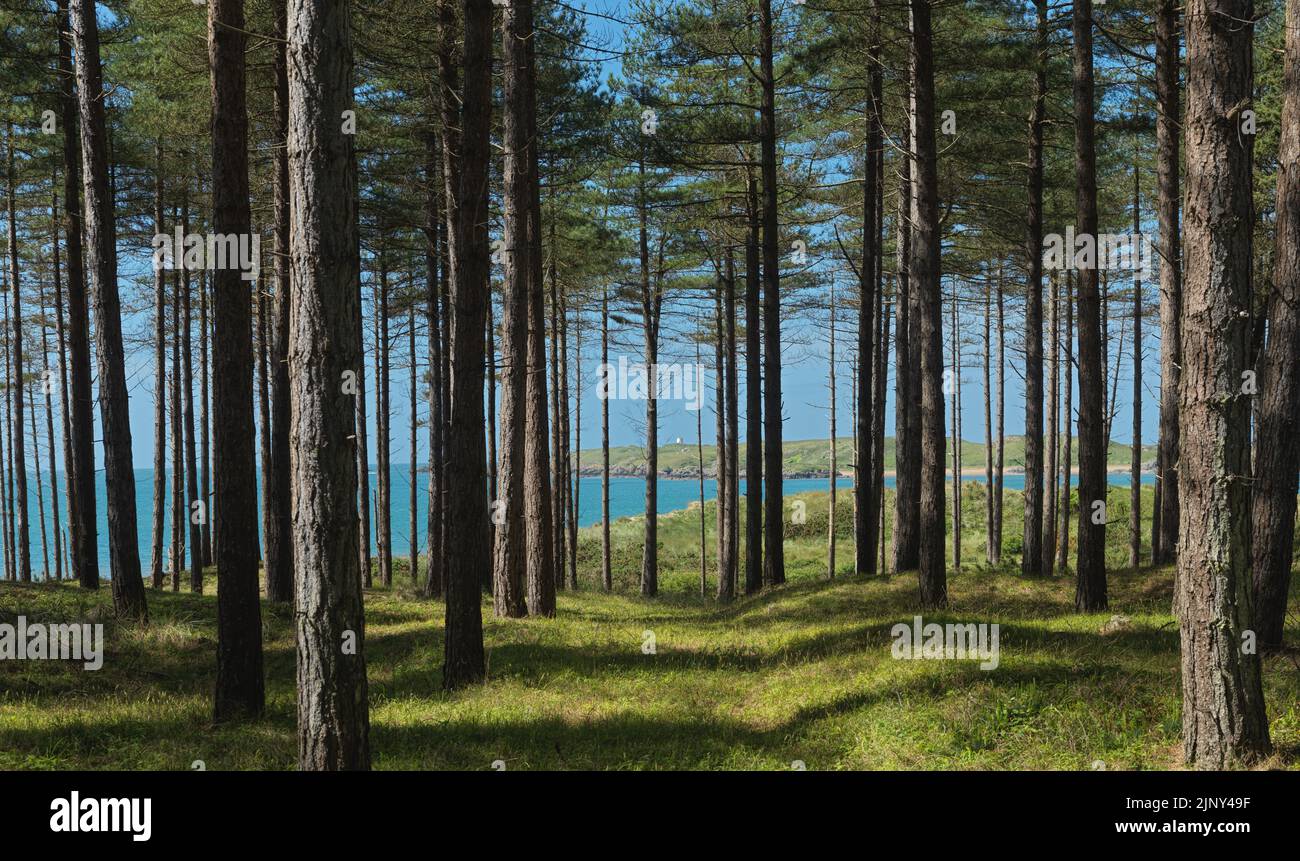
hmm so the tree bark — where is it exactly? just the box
[523,0,556,615]
[892,121,920,575]
[1044,271,1059,576]
[149,143,168,591]
[1059,273,1074,573]
[423,128,445,599]
[1177,0,1271,767]
[910,0,946,608]
[759,0,784,588]
[1072,0,1107,611]
[1252,0,1300,650]
[600,284,612,591]
[638,156,660,599]
[70,0,148,619]
[1019,0,1050,580]
[494,0,532,617]
[1153,0,1182,566]
[855,3,881,578]
[1130,156,1143,572]
[375,258,392,588]
[56,0,97,590]
[182,197,202,593]
[744,166,762,594]
[266,0,294,603]
[209,0,264,718]
[5,123,29,585]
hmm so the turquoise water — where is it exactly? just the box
[13,466,1155,578]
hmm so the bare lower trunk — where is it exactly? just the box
[1044,272,1059,576]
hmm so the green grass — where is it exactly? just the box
[0,484,1295,770]
[583,435,1159,476]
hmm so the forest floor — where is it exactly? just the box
[1,485,1297,770]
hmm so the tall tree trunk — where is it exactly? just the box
[892,125,920,574]
[38,258,62,581]
[1059,273,1074,573]
[1153,0,1182,566]
[715,278,732,599]
[149,143,167,590]
[829,283,838,579]
[855,2,881,577]
[209,0,264,718]
[287,0,370,768]
[1252,0,1300,650]
[377,260,390,590]
[494,0,532,617]
[170,261,185,591]
[1022,0,1047,578]
[1177,0,1271,767]
[744,166,763,594]
[600,283,612,591]
[910,0,946,608]
[1044,271,1059,576]
[289,0,371,769]
[424,129,445,599]
[523,0,556,616]
[56,0,97,590]
[30,382,49,580]
[375,259,392,588]
[725,247,740,594]
[548,214,566,592]
[568,309,579,587]
[354,269,371,589]
[182,198,202,593]
[950,294,961,571]
[1130,156,1144,573]
[50,181,76,584]
[6,123,29,585]
[697,336,707,597]
[258,281,275,589]
[199,266,212,568]
[486,296,497,584]
[409,304,419,585]
[983,282,994,564]
[993,263,1005,564]
[758,0,784,588]
[266,0,293,603]
[1072,0,1107,611]
[443,0,491,686]
[638,157,659,599]
[70,0,148,619]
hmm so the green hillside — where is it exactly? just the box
[578,436,1159,477]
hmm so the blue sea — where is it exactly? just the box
[9,466,1156,578]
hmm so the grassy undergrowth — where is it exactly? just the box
[1,484,1296,770]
